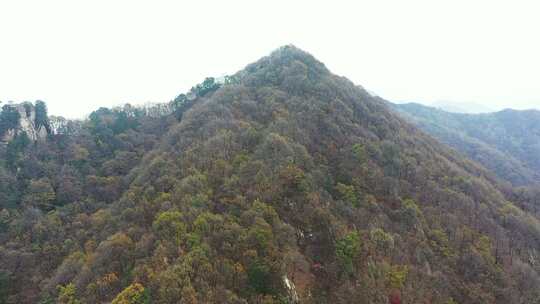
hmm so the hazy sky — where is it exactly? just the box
[1,0,539,118]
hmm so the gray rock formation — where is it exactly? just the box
[1,103,49,142]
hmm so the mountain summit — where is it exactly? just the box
[243,45,331,78]
[1,47,539,303]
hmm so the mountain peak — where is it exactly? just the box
[268,44,320,62]
[3,46,540,304]
[240,45,330,86]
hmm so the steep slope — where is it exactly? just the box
[392,102,540,186]
[1,46,540,304]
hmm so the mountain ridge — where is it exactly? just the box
[392,102,540,186]
[1,46,540,303]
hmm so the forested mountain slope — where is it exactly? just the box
[1,46,540,304]
[392,102,540,186]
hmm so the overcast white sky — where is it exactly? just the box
[1,0,539,118]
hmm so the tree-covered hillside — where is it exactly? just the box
[392,102,540,187]
[1,46,540,304]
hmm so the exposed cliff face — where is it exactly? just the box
[1,103,49,142]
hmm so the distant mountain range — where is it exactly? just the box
[429,100,496,114]
[392,102,540,186]
[393,100,496,114]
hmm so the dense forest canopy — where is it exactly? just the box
[1,46,540,304]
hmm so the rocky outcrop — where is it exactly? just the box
[1,103,49,142]
[283,275,299,303]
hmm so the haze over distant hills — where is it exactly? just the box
[428,101,496,114]
[392,102,540,186]
[392,100,495,114]
[393,99,540,114]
